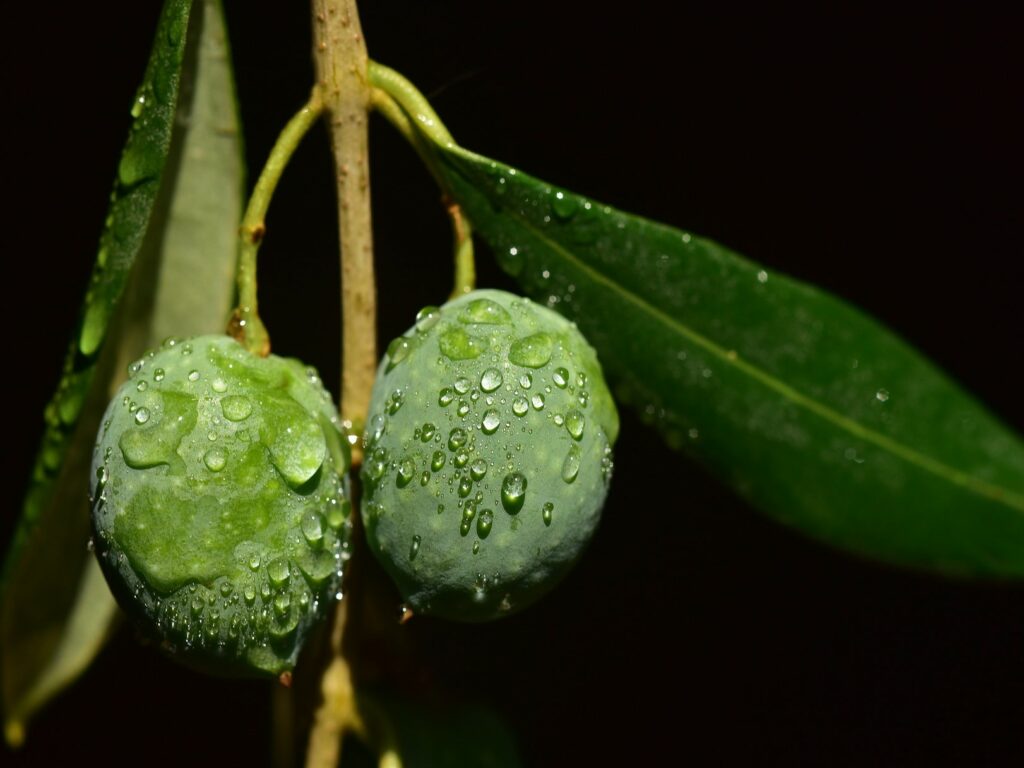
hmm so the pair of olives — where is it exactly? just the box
[92,290,617,676]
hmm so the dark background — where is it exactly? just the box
[3,3,1024,766]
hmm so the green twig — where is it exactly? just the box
[368,83,474,297]
[232,90,325,356]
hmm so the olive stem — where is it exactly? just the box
[367,86,475,297]
[307,2,373,767]
[312,0,376,449]
[233,90,325,356]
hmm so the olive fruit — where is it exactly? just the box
[361,289,618,621]
[90,335,352,677]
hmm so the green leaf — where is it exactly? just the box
[2,0,243,744]
[434,145,1024,578]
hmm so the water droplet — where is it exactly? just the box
[508,333,554,368]
[473,541,481,554]
[470,458,488,481]
[274,593,291,617]
[458,298,512,325]
[757,269,769,284]
[561,445,581,483]
[438,387,455,407]
[457,401,470,417]
[552,367,569,388]
[415,306,441,332]
[136,380,148,392]
[454,377,472,394]
[386,336,414,366]
[188,370,200,382]
[439,327,488,360]
[396,458,415,488]
[409,535,421,560]
[448,428,468,451]
[458,476,473,497]
[501,472,527,514]
[203,447,227,472]
[133,407,150,425]
[153,368,165,382]
[302,513,323,545]
[249,554,262,571]
[453,451,470,469]
[420,423,436,442]
[531,393,545,411]
[431,451,446,471]
[386,389,405,415]
[551,190,577,220]
[542,502,554,526]
[876,388,890,403]
[481,409,501,434]
[460,503,477,536]
[267,558,290,587]
[565,410,585,440]
[477,509,494,538]
[211,377,228,393]
[512,397,529,417]
[221,395,252,421]
[480,368,503,392]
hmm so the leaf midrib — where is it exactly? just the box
[450,152,1024,514]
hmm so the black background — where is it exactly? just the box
[3,3,1024,766]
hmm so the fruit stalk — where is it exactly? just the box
[313,0,376,452]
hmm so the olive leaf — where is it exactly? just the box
[1,0,243,744]
[430,144,1024,578]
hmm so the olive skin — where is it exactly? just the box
[361,289,618,621]
[90,335,351,677]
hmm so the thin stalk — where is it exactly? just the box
[368,87,474,297]
[233,91,324,355]
[307,2,373,767]
[313,0,376,450]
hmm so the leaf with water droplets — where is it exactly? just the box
[2,0,243,744]
[427,141,1024,579]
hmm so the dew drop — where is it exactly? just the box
[133,407,150,425]
[512,397,529,417]
[565,409,585,440]
[876,388,890,403]
[409,535,421,560]
[153,368,165,382]
[267,558,290,587]
[561,445,581,483]
[415,306,441,332]
[203,447,227,472]
[470,458,488,481]
[508,333,554,368]
[477,509,493,539]
[480,368,503,392]
[460,503,477,536]
[439,327,488,360]
[438,387,455,406]
[136,380,148,392]
[501,472,527,514]
[221,395,252,421]
[448,428,468,451]
[542,502,554,526]
[531,393,545,411]
[211,377,228,393]
[302,513,324,545]
[552,367,569,388]
[458,298,512,325]
[188,370,200,382]
[431,450,446,471]
[249,554,261,571]
[481,409,501,435]
[396,458,415,488]
[386,336,414,366]
[454,377,472,394]
[420,423,436,442]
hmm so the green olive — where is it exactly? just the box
[361,289,618,621]
[90,335,352,677]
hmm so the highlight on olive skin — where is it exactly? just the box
[361,289,618,621]
[90,335,353,677]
